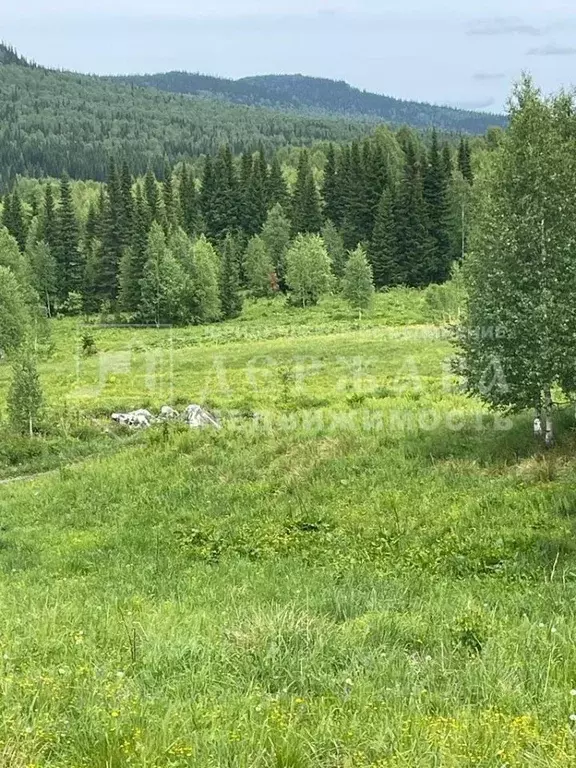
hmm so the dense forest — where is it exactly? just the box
[0,42,501,189]
[109,72,506,135]
[0,51,370,187]
[1,125,475,330]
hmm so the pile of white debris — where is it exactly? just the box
[111,404,220,429]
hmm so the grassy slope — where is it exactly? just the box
[1,293,576,766]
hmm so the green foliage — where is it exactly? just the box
[291,150,323,235]
[187,235,222,324]
[244,235,275,298]
[321,220,347,278]
[260,204,292,288]
[0,61,373,187]
[285,233,332,306]
[0,266,29,355]
[342,245,375,311]
[7,349,43,436]
[111,69,506,134]
[370,188,402,287]
[138,222,186,326]
[219,234,244,320]
[457,78,576,445]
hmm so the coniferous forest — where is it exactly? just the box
[1,127,476,326]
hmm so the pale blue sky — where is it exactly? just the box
[2,1,576,111]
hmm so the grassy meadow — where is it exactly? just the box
[2,290,576,766]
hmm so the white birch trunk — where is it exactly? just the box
[543,388,554,448]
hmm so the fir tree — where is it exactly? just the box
[341,141,372,249]
[120,161,135,246]
[144,169,160,224]
[423,129,452,283]
[322,143,340,225]
[268,156,289,209]
[442,144,453,179]
[41,182,59,257]
[458,137,473,184]
[291,150,322,235]
[4,191,27,252]
[370,188,403,287]
[246,151,269,236]
[179,164,200,238]
[56,173,83,302]
[119,185,152,313]
[163,166,178,231]
[220,234,243,320]
[395,141,433,288]
[99,161,124,303]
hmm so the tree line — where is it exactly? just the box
[1,130,474,326]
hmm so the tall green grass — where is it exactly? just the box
[1,289,576,766]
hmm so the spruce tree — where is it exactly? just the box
[423,129,452,284]
[220,234,243,320]
[442,145,453,179]
[144,170,160,224]
[260,203,292,289]
[99,161,124,304]
[395,141,433,288]
[246,151,269,236]
[321,220,347,279]
[56,174,83,302]
[341,141,372,249]
[41,182,59,257]
[163,166,178,232]
[4,191,27,252]
[243,235,275,298]
[322,143,340,225]
[179,164,200,238]
[458,137,473,184]
[119,185,153,313]
[291,150,322,235]
[120,161,135,246]
[370,188,403,288]
[268,156,289,210]
[342,245,375,313]
[8,349,43,437]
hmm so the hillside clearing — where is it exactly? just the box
[1,295,576,767]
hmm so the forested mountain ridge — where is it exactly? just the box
[109,71,507,134]
[0,46,371,188]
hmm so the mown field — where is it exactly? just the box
[1,291,576,767]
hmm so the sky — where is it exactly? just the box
[2,1,576,112]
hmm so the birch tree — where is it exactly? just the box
[456,78,576,446]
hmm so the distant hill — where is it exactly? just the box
[0,42,31,67]
[109,71,506,135]
[0,44,372,186]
